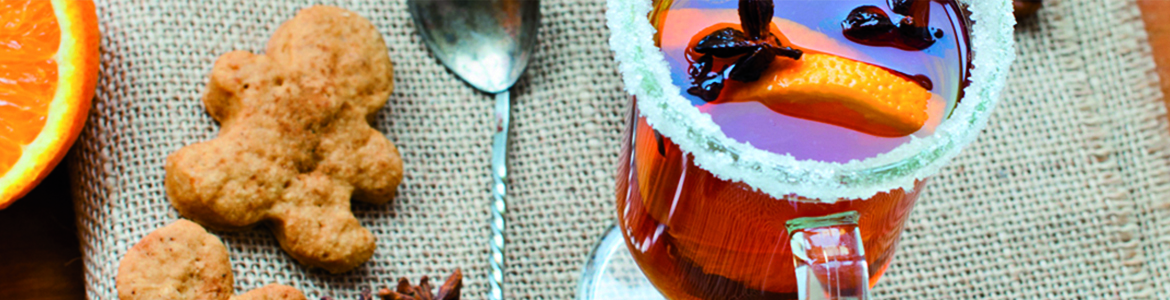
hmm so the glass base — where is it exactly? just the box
[577,225,666,300]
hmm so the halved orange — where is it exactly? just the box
[0,0,99,209]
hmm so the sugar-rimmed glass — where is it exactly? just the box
[578,0,1014,299]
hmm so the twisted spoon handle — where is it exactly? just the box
[489,91,511,300]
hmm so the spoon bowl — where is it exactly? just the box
[410,0,539,93]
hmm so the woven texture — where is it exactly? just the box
[71,0,1170,299]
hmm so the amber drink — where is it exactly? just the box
[612,0,978,299]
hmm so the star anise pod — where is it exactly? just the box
[686,0,803,102]
[738,0,772,40]
[685,54,723,102]
[693,28,756,58]
[377,269,463,300]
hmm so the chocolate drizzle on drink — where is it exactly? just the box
[843,1,943,51]
[686,0,803,102]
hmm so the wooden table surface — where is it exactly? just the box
[0,167,85,299]
[3,3,1170,299]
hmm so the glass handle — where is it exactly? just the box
[786,211,870,300]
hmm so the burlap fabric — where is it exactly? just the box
[70,0,1170,299]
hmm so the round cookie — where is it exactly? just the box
[117,220,307,300]
[117,220,234,299]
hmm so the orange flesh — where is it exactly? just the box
[0,0,59,172]
[717,53,931,137]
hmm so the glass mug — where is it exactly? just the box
[579,0,1014,299]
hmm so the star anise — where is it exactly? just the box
[377,269,463,300]
[686,0,803,102]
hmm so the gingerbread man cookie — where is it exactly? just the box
[117,220,307,300]
[165,5,403,273]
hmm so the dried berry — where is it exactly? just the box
[888,0,914,15]
[842,6,896,40]
[842,3,942,51]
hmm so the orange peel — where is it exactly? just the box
[0,0,100,209]
[717,53,930,137]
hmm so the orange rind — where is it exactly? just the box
[0,0,100,209]
[717,53,930,137]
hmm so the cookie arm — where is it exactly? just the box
[316,125,404,204]
[349,129,403,204]
[166,130,294,230]
[206,51,284,126]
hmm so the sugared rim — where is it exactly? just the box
[605,0,1015,201]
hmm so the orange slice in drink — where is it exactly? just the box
[0,0,100,209]
[718,53,931,137]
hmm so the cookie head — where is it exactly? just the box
[165,5,403,273]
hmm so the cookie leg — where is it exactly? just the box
[271,173,376,273]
